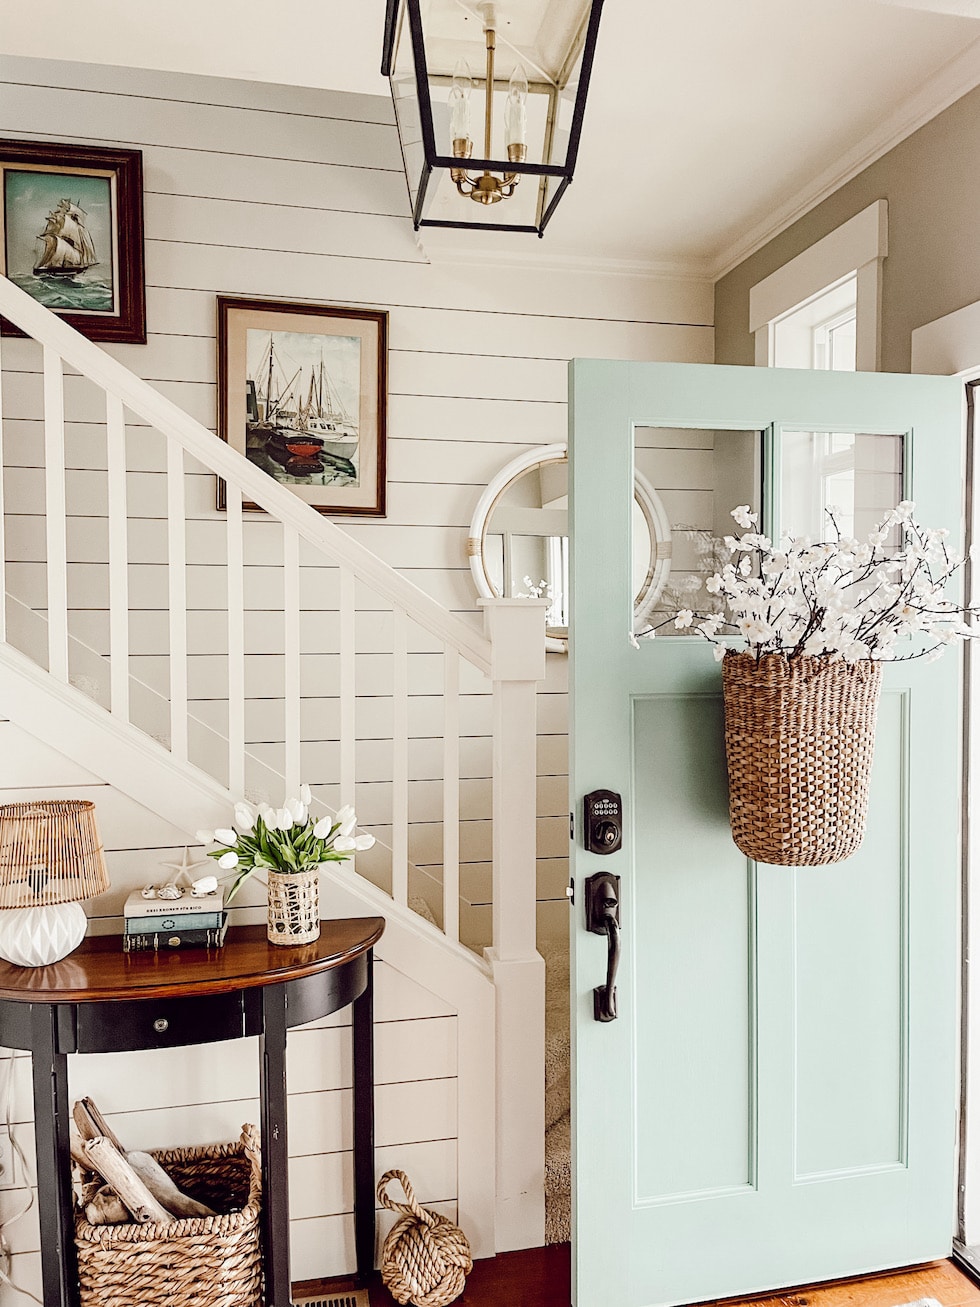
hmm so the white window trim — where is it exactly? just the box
[748,199,888,370]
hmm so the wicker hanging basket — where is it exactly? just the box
[73,1123,262,1307]
[722,650,883,866]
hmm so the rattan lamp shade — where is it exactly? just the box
[0,800,109,907]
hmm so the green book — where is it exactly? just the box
[125,909,224,934]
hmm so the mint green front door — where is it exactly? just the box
[569,361,964,1307]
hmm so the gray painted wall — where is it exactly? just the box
[715,83,980,373]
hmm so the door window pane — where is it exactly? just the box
[780,431,903,542]
[635,428,762,636]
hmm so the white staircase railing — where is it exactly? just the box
[0,273,547,1250]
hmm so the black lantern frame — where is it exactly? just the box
[381,0,603,236]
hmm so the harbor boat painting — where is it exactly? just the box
[218,297,388,517]
[0,139,145,343]
[245,329,361,488]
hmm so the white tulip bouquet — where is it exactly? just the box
[637,501,974,663]
[197,785,376,904]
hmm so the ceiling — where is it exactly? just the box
[2,0,979,277]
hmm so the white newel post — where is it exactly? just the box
[480,598,548,1251]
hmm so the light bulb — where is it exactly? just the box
[504,64,528,150]
[450,60,473,146]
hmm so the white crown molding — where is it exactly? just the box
[708,32,980,282]
[416,232,714,285]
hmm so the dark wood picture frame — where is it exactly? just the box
[217,296,388,518]
[0,139,146,344]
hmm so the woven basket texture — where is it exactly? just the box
[378,1169,472,1307]
[73,1123,262,1307]
[267,868,320,945]
[722,651,882,866]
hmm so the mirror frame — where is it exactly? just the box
[467,442,672,653]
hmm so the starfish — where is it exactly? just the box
[159,846,211,883]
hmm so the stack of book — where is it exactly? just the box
[122,888,228,952]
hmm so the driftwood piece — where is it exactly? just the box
[128,1151,216,1218]
[73,1097,124,1151]
[84,1185,130,1226]
[83,1136,173,1225]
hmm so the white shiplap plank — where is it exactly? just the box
[0,83,404,172]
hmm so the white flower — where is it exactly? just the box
[286,797,307,824]
[313,816,334,839]
[353,834,376,851]
[277,808,294,830]
[333,835,357,852]
[300,783,312,805]
[214,828,237,845]
[705,574,723,595]
[218,851,239,869]
[234,803,255,834]
[196,829,215,845]
[738,617,774,643]
[335,805,357,838]
[731,505,758,529]
[674,609,694,630]
[713,645,726,662]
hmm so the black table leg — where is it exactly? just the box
[260,985,291,1307]
[30,1005,75,1307]
[352,949,375,1283]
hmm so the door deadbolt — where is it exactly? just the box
[583,789,623,855]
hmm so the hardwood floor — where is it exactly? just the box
[303,1247,980,1307]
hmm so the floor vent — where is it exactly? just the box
[292,1292,370,1307]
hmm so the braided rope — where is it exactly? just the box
[377,1169,472,1307]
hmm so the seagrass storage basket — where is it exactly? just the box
[73,1123,262,1307]
[722,651,882,866]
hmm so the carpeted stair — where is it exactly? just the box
[541,939,571,1243]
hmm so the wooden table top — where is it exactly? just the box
[0,918,385,1003]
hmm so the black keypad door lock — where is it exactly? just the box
[584,789,623,855]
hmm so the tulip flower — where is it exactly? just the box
[215,828,237,845]
[218,851,239,869]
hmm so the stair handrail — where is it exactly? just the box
[0,275,493,674]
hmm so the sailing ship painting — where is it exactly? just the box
[244,328,361,490]
[3,168,115,315]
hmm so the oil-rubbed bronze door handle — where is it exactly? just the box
[585,873,621,1022]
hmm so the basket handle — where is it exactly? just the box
[376,1169,436,1227]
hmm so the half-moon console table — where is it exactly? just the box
[0,917,386,1307]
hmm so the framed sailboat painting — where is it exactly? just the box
[0,139,145,343]
[217,297,388,517]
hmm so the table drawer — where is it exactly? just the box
[75,991,246,1052]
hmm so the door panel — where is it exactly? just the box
[570,361,963,1307]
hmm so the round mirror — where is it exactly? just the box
[467,443,672,653]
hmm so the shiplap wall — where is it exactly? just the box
[0,52,712,948]
[0,53,712,1290]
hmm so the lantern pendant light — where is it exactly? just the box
[381,0,604,236]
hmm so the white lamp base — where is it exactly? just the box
[0,902,88,967]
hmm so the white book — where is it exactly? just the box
[123,886,225,917]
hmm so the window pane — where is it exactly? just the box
[780,430,903,541]
[635,427,762,636]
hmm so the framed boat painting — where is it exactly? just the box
[217,296,388,517]
[0,139,146,343]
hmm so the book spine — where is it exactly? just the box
[123,922,228,952]
[123,899,223,918]
[125,912,223,933]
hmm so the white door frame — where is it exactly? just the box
[911,308,977,1248]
